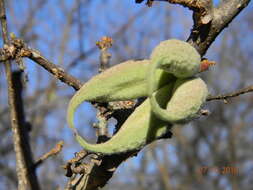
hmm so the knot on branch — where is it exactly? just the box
[0,34,29,63]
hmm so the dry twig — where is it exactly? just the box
[0,37,82,90]
[34,141,64,168]
[207,85,253,101]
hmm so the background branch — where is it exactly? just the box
[34,141,64,168]
[0,1,40,189]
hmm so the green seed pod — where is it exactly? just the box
[149,77,208,123]
[67,59,175,139]
[72,83,175,154]
[67,39,209,155]
[67,60,176,154]
[148,39,207,123]
[150,39,201,78]
[70,59,174,104]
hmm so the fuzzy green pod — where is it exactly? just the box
[67,60,176,154]
[149,77,208,123]
[67,39,209,155]
[69,59,174,104]
[148,39,207,123]
[73,83,174,154]
[150,39,201,78]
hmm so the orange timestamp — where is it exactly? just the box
[199,166,239,175]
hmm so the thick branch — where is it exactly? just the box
[166,0,211,12]
[12,71,41,190]
[187,0,251,56]
[0,1,40,190]
[135,0,252,57]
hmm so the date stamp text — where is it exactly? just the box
[199,166,239,175]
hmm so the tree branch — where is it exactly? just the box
[25,49,82,90]
[0,1,40,190]
[207,85,253,101]
[34,141,64,168]
[0,38,82,91]
[12,71,41,190]
[187,0,251,56]
[136,0,251,57]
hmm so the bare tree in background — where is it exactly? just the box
[0,0,252,190]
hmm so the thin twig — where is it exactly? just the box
[25,49,82,90]
[0,35,82,90]
[96,36,113,73]
[65,37,114,190]
[34,141,64,168]
[67,8,147,69]
[0,40,82,90]
[207,85,253,101]
[95,36,113,141]
[0,1,40,190]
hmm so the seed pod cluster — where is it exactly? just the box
[67,39,208,155]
